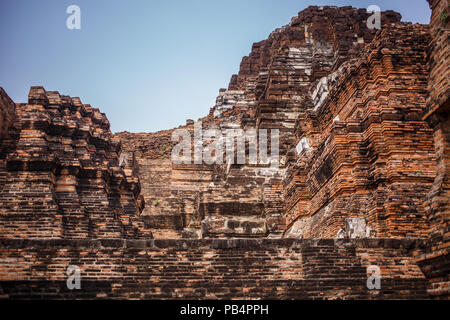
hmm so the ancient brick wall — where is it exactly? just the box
[0,88,17,199]
[0,238,428,299]
[425,0,450,117]
[116,6,404,239]
[415,0,450,299]
[116,128,210,238]
[0,87,152,240]
[416,110,450,298]
[0,88,16,140]
[283,24,436,239]
[0,3,448,300]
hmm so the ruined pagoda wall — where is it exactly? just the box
[425,0,450,115]
[0,89,17,199]
[0,88,16,141]
[416,0,450,299]
[116,127,211,239]
[116,6,403,239]
[284,24,436,239]
[0,87,152,240]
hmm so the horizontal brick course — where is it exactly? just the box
[0,238,428,299]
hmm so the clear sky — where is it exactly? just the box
[0,0,431,133]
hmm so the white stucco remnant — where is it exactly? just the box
[212,90,245,118]
[311,69,343,112]
[288,47,313,75]
[346,218,367,239]
[336,229,346,239]
[119,153,128,169]
[296,137,310,156]
[365,226,372,238]
[312,77,329,111]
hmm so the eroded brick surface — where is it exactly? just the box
[0,239,428,300]
[0,88,15,141]
[116,6,405,239]
[415,0,450,299]
[284,24,436,239]
[0,88,152,239]
[0,3,449,300]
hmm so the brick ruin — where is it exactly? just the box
[0,87,151,240]
[0,2,449,299]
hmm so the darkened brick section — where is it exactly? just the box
[0,238,428,299]
[0,87,152,239]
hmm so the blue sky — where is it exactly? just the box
[0,0,431,133]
